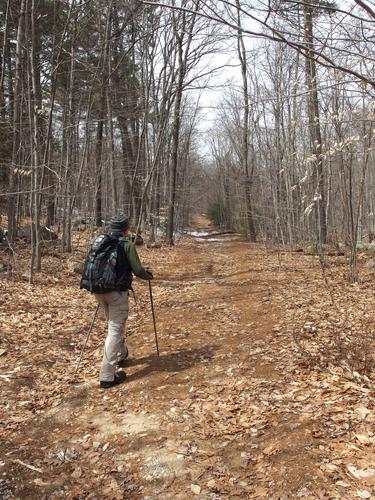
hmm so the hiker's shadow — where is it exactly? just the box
[125,345,218,383]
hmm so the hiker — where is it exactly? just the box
[81,214,153,388]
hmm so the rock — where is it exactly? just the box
[0,228,7,243]
[69,261,83,274]
[72,219,88,231]
[356,242,369,252]
[72,218,97,230]
[0,262,12,274]
[18,225,57,241]
[356,242,375,257]
[191,484,201,495]
[147,241,162,249]
[41,225,58,240]
[366,242,375,257]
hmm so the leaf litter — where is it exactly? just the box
[1,226,375,497]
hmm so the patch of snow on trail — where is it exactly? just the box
[186,231,210,237]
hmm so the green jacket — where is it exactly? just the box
[121,236,149,281]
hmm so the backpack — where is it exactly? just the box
[80,234,123,294]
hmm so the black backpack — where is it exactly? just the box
[80,234,121,294]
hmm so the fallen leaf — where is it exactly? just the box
[336,480,351,487]
[207,479,217,489]
[321,463,339,472]
[347,465,375,479]
[354,433,374,445]
[254,487,269,496]
[263,445,278,455]
[355,407,371,419]
[33,478,50,487]
[71,467,82,479]
[356,490,372,499]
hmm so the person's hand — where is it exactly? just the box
[146,268,153,280]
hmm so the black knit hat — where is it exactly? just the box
[110,214,129,232]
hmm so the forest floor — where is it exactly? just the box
[2,216,375,499]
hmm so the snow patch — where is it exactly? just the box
[186,231,209,237]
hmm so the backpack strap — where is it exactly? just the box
[114,238,132,290]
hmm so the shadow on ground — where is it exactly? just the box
[125,345,218,382]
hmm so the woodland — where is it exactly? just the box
[2,0,375,498]
[2,0,375,269]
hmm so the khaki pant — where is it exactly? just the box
[95,291,129,382]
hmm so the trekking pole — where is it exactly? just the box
[74,303,100,376]
[148,280,160,356]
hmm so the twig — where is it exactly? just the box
[348,416,353,441]
[13,459,43,473]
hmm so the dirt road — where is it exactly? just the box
[2,222,375,498]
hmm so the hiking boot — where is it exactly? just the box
[117,345,129,368]
[100,371,126,389]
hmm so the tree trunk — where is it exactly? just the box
[303,0,327,244]
[166,5,197,244]
[8,0,27,243]
[236,0,256,241]
[95,110,104,227]
[31,0,44,271]
[166,80,183,245]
